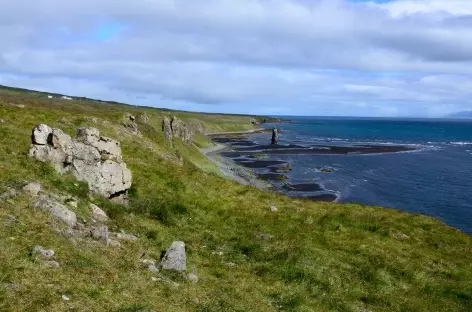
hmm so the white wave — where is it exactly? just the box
[451,141,472,146]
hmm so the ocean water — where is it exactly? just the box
[251,117,472,234]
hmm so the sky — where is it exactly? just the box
[1,0,472,117]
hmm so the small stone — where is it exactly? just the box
[32,246,55,258]
[269,206,278,212]
[191,298,200,304]
[140,258,156,265]
[129,115,136,121]
[4,215,18,223]
[391,231,410,240]
[0,118,4,124]
[43,260,61,268]
[116,232,137,241]
[107,239,121,248]
[91,225,109,241]
[224,262,237,267]
[0,188,17,200]
[187,273,199,284]
[147,264,159,273]
[257,233,273,240]
[161,241,186,272]
[3,283,17,290]
[62,295,70,301]
[90,203,108,222]
[22,182,41,196]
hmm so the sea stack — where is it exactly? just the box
[271,127,279,145]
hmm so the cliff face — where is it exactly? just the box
[162,116,207,146]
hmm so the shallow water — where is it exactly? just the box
[246,117,472,234]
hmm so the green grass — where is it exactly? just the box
[1,88,472,311]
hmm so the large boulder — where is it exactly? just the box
[161,241,187,272]
[29,125,132,201]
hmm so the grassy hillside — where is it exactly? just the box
[1,87,471,312]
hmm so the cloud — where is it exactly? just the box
[0,0,472,116]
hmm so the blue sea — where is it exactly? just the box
[252,117,472,234]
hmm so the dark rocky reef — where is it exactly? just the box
[211,130,414,205]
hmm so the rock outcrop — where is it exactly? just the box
[90,203,108,222]
[162,117,174,146]
[137,112,149,124]
[33,195,77,227]
[271,127,279,145]
[29,125,132,201]
[22,182,41,196]
[123,113,141,136]
[32,245,55,258]
[161,241,186,271]
[162,116,206,146]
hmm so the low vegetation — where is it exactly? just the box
[1,86,471,312]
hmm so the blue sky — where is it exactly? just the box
[1,0,472,117]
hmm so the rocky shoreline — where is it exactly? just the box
[203,129,417,203]
[200,143,273,192]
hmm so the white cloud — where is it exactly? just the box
[0,0,472,116]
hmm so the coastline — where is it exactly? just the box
[200,142,273,192]
[205,128,268,136]
[201,126,418,204]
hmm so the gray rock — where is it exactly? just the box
[147,264,159,273]
[32,245,55,258]
[29,125,132,200]
[33,195,77,227]
[187,273,199,284]
[140,258,156,265]
[3,215,18,224]
[0,118,4,124]
[43,260,61,268]
[91,225,109,241]
[162,116,195,146]
[269,206,278,212]
[137,112,149,124]
[22,182,41,196]
[171,117,193,144]
[90,203,108,222]
[162,116,173,146]
[186,119,207,135]
[271,127,279,145]
[0,188,17,200]
[161,241,187,271]
[116,232,137,241]
[32,124,52,145]
[257,233,274,240]
[107,239,121,248]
